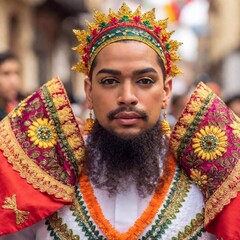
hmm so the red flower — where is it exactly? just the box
[91,29,98,37]
[110,17,118,25]
[166,53,171,60]
[167,67,171,74]
[83,46,90,54]
[82,54,89,63]
[162,35,167,42]
[133,16,141,23]
[154,26,161,35]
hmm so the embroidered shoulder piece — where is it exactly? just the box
[170,81,240,226]
[0,77,85,202]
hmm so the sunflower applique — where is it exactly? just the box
[192,126,227,161]
[28,118,57,148]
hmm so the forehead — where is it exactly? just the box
[0,59,19,69]
[93,41,161,73]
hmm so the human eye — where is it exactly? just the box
[99,78,119,85]
[136,77,155,85]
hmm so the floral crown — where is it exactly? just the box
[72,3,182,77]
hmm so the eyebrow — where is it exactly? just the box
[96,67,158,76]
[133,68,158,75]
[96,69,121,76]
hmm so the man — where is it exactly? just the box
[0,52,21,120]
[0,3,239,240]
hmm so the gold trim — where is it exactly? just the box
[48,212,80,240]
[163,172,191,220]
[0,117,74,201]
[170,82,240,226]
[170,82,212,157]
[205,160,240,225]
[2,194,29,225]
[173,212,204,240]
[46,79,85,167]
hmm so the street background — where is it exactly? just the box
[0,0,239,119]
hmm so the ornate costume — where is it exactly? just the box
[1,147,213,240]
[0,78,84,236]
[170,82,240,239]
[0,3,239,239]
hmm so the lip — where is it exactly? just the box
[113,112,142,125]
[114,112,142,119]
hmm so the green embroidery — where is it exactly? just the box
[71,168,197,240]
[72,187,107,240]
[176,92,214,162]
[46,212,79,240]
[42,85,79,177]
[46,168,205,240]
[172,212,205,240]
[90,26,164,62]
[141,169,191,239]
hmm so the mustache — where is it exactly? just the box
[107,106,148,120]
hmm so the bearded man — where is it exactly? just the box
[0,3,239,240]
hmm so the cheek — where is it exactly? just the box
[92,93,113,119]
[144,93,163,113]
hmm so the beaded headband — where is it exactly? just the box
[72,3,182,77]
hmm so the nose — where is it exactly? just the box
[117,81,138,106]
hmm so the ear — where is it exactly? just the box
[84,77,93,108]
[162,77,172,109]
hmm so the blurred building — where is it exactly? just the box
[1,0,239,101]
[207,0,240,98]
[0,0,88,98]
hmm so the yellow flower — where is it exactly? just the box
[190,168,208,187]
[10,101,27,118]
[28,118,57,148]
[192,125,227,161]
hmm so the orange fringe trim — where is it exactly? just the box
[79,153,177,240]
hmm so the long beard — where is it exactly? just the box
[84,120,168,197]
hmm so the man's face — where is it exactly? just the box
[0,59,21,102]
[85,41,172,138]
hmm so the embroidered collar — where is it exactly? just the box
[79,153,177,240]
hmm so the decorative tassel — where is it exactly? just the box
[161,110,171,138]
[83,109,94,135]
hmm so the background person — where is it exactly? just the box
[0,52,21,120]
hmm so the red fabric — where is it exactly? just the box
[206,192,240,240]
[0,150,68,236]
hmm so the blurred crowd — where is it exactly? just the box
[1,49,240,127]
[0,0,239,126]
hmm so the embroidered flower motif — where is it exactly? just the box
[192,125,227,161]
[230,120,240,138]
[2,194,29,225]
[28,118,57,148]
[190,168,208,187]
[10,101,27,118]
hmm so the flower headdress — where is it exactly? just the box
[72,3,182,77]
